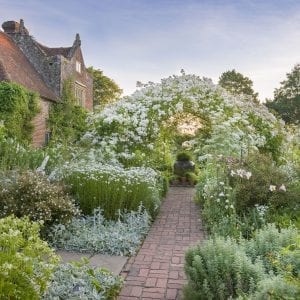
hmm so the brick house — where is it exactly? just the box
[0,19,93,147]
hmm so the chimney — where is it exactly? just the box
[2,19,29,34]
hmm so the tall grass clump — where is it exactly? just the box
[62,164,161,219]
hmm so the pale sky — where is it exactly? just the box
[1,0,300,100]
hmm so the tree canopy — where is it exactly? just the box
[218,69,259,103]
[87,67,122,107]
[266,64,300,124]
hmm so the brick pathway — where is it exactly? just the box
[118,187,204,300]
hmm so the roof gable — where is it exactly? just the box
[36,42,72,58]
[0,31,57,101]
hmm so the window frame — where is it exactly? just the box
[76,61,81,73]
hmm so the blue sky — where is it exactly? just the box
[1,0,300,100]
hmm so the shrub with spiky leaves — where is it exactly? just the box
[241,224,299,274]
[248,276,300,300]
[184,237,264,299]
[51,160,160,219]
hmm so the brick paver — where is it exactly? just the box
[118,187,204,300]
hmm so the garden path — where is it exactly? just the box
[118,187,204,300]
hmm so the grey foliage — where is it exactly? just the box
[43,261,123,299]
[48,206,151,256]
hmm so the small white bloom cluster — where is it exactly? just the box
[230,169,252,180]
[269,184,286,192]
[50,158,158,188]
[254,204,268,219]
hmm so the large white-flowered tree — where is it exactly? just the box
[83,71,284,166]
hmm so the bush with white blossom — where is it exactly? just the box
[83,71,284,166]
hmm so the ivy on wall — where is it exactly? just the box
[47,78,88,144]
[0,82,39,143]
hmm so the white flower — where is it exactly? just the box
[279,184,286,192]
[269,185,276,192]
[245,172,252,180]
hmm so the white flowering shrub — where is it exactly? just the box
[48,207,150,256]
[43,260,123,300]
[0,171,79,230]
[196,149,300,238]
[0,216,59,299]
[83,72,284,166]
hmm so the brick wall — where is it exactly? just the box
[32,98,50,147]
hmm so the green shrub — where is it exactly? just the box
[268,180,300,212]
[0,171,79,231]
[0,138,44,171]
[241,224,298,274]
[43,259,123,300]
[0,216,59,299]
[158,173,169,198]
[186,171,198,185]
[48,78,88,144]
[231,153,290,213]
[65,167,160,219]
[0,81,39,143]
[274,237,300,283]
[184,237,264,299]
[248,276,300,300]
[176,151,192,162]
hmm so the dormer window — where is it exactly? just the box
[76,61,81,73]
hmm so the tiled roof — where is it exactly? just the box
[0,31,57,101]
[37,42,72,58]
